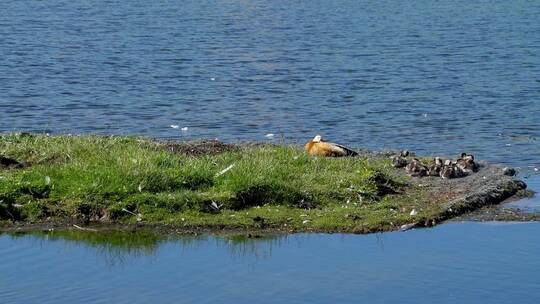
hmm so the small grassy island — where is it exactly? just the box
[0,133,526,234]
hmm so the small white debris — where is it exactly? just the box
[73,224,98,232]
[138,184,143,192]
[170,125,180,129]
[300,214,308,217]
[210,77,215,81]
[122,208,137,216]
[410,209,418,216]
[400,223,416,231]
[265,133,275,139]
[215,164,235,177]
[422,113,428,118]
[302,220,309,224]
[44,176,51,185]
[121,208,142,221]
[181,127,189,131]
[535,168,539,172]
[210,201,222,211]
[181,218,185,221]
[505,143,512,146]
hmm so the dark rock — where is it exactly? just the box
[514,180,527,190]
[503,167,516,176]
[0,155,25,169]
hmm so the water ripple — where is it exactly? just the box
[0,0,539,167]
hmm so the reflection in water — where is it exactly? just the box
[5,230,165,266]
[2,223,540,303]
[2,230,289,263]
[218,234,289,260]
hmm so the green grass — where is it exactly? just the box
[0,133,437,233]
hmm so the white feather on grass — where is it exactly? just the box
[215,164,235,177]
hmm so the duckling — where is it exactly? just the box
[427,165,440,176]
[453,164,468,178]
[400,150,410,157]
[440,165,455,179]
[391,155,408,168]
[456,153,478,173]
[304,135,358,157]
[405,158,427,177]
[427,157,443,176]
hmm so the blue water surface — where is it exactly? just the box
[1,0,539,166]
[1,222,540,304]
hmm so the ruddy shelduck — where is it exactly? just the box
[304,135,358,157]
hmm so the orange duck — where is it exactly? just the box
[304,135,358,157]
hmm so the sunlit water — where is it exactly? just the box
[1,222,540,303]
[1,1,540,302]
[1,0,539,166]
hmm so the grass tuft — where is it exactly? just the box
[0,134,434,231]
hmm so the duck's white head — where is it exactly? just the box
[312,135,322,142]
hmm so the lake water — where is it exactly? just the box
[1,1,540,302]
[1,0,539,166]
[1,221,540,303]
